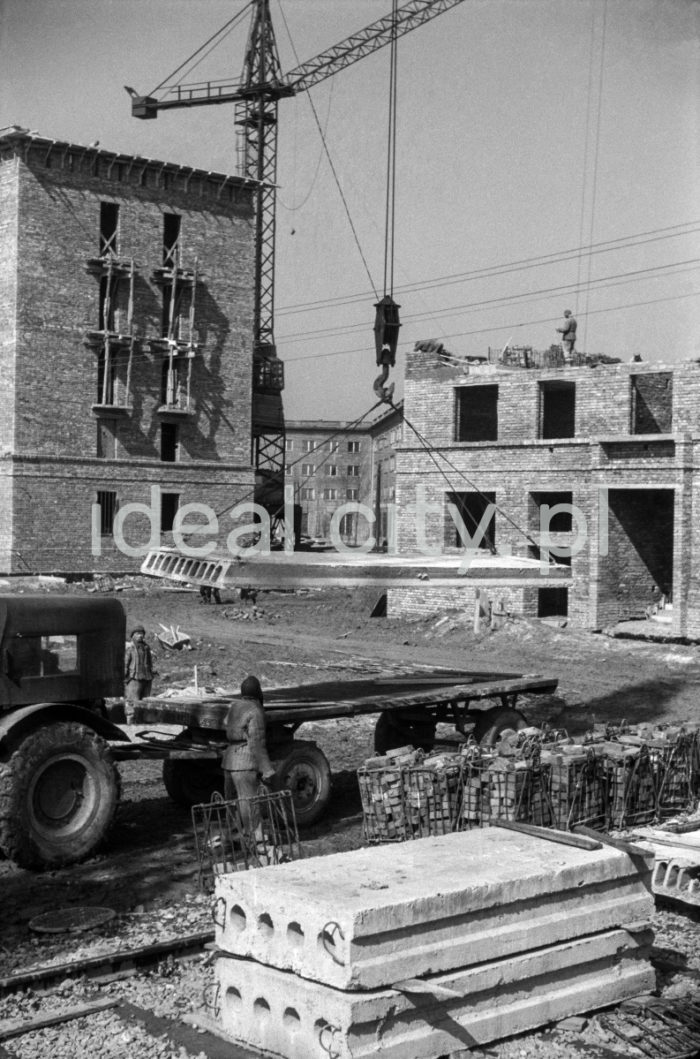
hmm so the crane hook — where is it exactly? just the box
[373,295,400,403]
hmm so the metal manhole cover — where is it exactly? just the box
[29,906,116,934]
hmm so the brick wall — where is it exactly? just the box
[390,345,700,634]
[0,133,257,573]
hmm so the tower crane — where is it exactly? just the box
[129,0,466,522]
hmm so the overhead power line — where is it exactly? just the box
[278,258,700,344]
[276,220,700,316]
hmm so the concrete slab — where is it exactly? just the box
[212,927,655,1059]
[215,828,653,989]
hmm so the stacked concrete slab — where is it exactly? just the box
[210,828,656,1058]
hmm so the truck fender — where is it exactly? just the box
[0,702,130,754]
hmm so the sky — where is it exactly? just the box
[1,0,699,421]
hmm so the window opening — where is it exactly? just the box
[539,381,576,439]
[160,492,180,533]
[97,347,117,405]
[530,491,574,533]
[455,386,498,442]
[161,358,183,409]
[163,213,181,268]
[96,419,118,459]
[301,463,314,477]
[445,491,496,550]
[538,587,569,618]
[347,465,360,477]
[99,202,119,256]
[97,490,118,536]
[348,440,361,453]
[161,422,179,462]
[631,373,672,434]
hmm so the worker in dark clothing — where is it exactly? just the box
[556,309,577,361]
[124,625,156,723]
[222,675,276,840]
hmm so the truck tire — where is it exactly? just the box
[272,741,332,828]
[0,722,120,871]
[162,760,224,807]
[374,710,437,755]
[474,706,528,747]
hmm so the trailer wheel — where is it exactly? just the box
[162,760,224,807]
[0,722,120,871]
[272,741,332,828]
[474,706,528,747]
[374,710,437,755]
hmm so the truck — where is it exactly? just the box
[0,594,558,870]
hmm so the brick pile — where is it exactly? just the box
[358,722,700,843]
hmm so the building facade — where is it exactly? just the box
[285,404,403,548]
[392,343,700,637]
[0,127,258,573]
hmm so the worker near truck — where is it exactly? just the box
[223,675,276,841]
[556,309,577,361]
[124,625,156,723]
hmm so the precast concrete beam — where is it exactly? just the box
[212,928,655,1059]
[214,828,654,989]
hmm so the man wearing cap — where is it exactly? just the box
[124,625,156,724]
[556,309,577,362]
[223,675,276,840]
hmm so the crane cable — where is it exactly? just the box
[373,0,402,403]
[275,0,377,297]
[383,0,399,300]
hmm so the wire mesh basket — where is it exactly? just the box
[542,747,607,831]
[358,755,463,844]
[192,789,301,890]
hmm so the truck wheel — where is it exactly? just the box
[0,722,120,871]
[272,741,332,828]
[374,710,437,755]
[474,706,528,747]
[162,760,223,807]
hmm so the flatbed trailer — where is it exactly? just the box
[121,669,559,826]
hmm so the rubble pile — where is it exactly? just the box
[358,721,700,844]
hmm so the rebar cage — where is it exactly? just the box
[192,789,301,890]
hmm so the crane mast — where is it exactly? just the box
[130,0,467,524]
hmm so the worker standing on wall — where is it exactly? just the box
[223,675,276,841]
[556,309,577,362]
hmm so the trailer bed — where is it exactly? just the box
[130,670,558,732]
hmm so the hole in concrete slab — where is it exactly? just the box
[254,998,271,1022]
[283,1007,301,1033]
[287,922,304,947]
[258,913,274,938]
[225,987,242,1013]
[229,905,247,932]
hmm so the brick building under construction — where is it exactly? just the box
[0,127,267,573]
[392,342,700,638]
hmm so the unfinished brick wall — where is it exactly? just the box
[0,130,257,572]
[391,345,699,634]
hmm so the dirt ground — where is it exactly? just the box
[3,577,700,930]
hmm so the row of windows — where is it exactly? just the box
[455,373,673,442]
[286,438,363,454]
[99,202,182,267]
[97,489,180,535]
[291,463,361,477]
[300,487,360,501]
